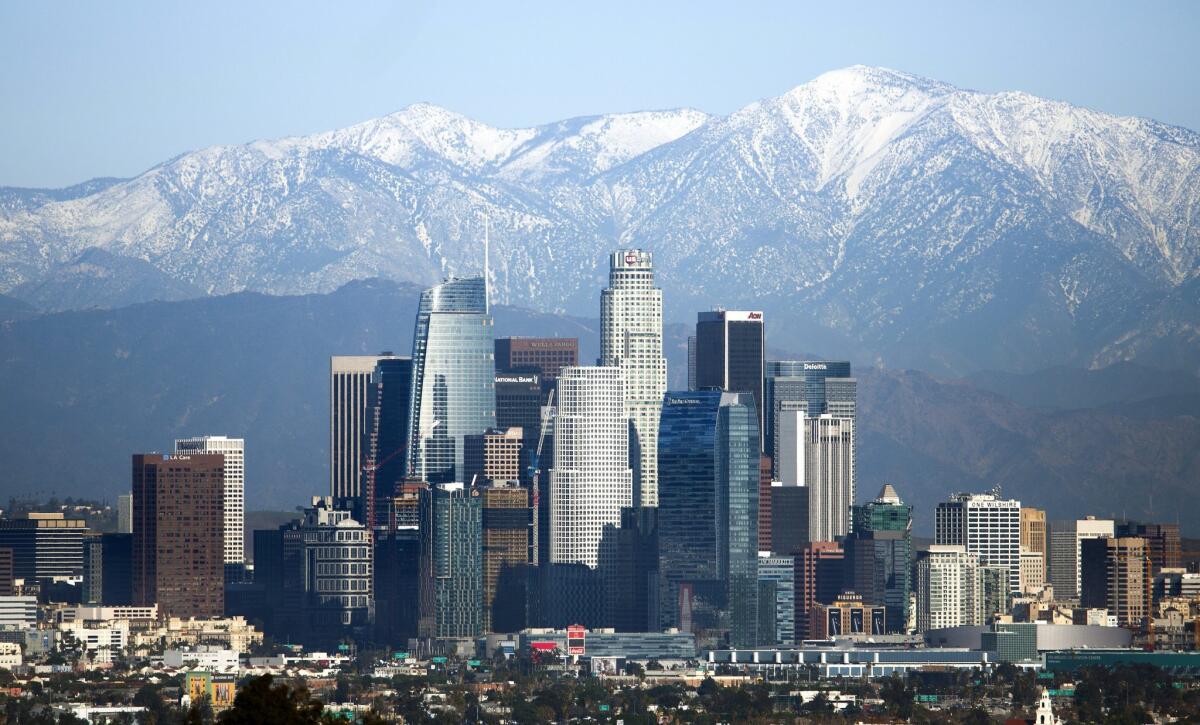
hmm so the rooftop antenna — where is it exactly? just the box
[483,212,490,314]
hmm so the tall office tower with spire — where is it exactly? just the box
[407,276,496,485]
[331,354,400,498]
[600,250,666,507]
[175,436,245,572]
[549,366,633,569]
[845,484,913,633]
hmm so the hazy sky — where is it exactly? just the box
[2,1,1197,187]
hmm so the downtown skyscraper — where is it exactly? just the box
[175,436,245,573]
[548,366,633,569]
[657,390,760,647]
[776,411,856,543]
[694,309,765,448]
[407,276,496,485]
[600,249,666,507]
[331,353,401,499]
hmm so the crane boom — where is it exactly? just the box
[528,389,554,566]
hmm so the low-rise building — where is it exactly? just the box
[0,642,21,669]
[516,628,696,661]
[163,646,240,672]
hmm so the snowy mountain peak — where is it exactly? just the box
[1,67,1198,374]
[798,64,955,100]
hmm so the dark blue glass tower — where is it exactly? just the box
[657,390,759,647]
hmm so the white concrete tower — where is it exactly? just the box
[174,435,245,567]
[600,249,667,507]
[549,366,633,568]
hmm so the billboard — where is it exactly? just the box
[567,625,586,655]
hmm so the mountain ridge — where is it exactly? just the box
[2,65,1197,375]
[0,279,1194,533]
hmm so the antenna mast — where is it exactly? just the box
[483,212,490,314]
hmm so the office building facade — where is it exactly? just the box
[82,533,133,606]
[694,309,765,447]
[549,366,633,569]
[422,484,483,638]
[132,453,225,618]
[279,498,372,644]
[777,411,855,542]
[599,249,666,507]
[494,337,578,389]
[175,436,245,569]
[604,506,659,633]
[331,354,399,498]
[1116,521,1181,575]
[757,555,796,646]
[916,545,982,632]
[794,541,845,639]
[117,494,133,534]
[656,390,760,647]
[763,361,854,472]
[361,357,414,525]
[845,484,912,633]
[481,485,531,632]
[935,492,1021,593]
[407,276,496,484]
[1081,536,1152,629]
[1020,508,1047,562]
[464,428,523,486]
[0,513,86,581]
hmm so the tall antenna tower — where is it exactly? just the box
[483,212,490,314]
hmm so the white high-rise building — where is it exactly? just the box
[776,411,855,542]
[916,545,982,632]
[935,492,1021,593]
[549,367,633,569]
[174,435,245,566]
[330,354,400,498]
[600,249,666,507]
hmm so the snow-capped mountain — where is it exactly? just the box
[2,65,1197,374]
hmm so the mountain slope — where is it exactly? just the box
[1,66,1197,373]
[0,280,1194,530]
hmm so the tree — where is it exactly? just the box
[880,675,914,720]
[217,675,325,725]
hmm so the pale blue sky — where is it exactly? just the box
[1,1,1197,187]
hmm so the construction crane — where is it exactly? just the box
[527,389,554,566]
[361,443,409,537]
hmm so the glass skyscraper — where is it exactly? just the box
[845,484,913,632]
[422,483,483,638]
[763,361,855,471]
[657,390,759,648]
[406,276,496,484]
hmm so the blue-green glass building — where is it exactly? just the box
[844,484,912,633]
[422,483,482,638]
[657,390,759,647]
[407,276,496,484]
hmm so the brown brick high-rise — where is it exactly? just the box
[132,453,225,618]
